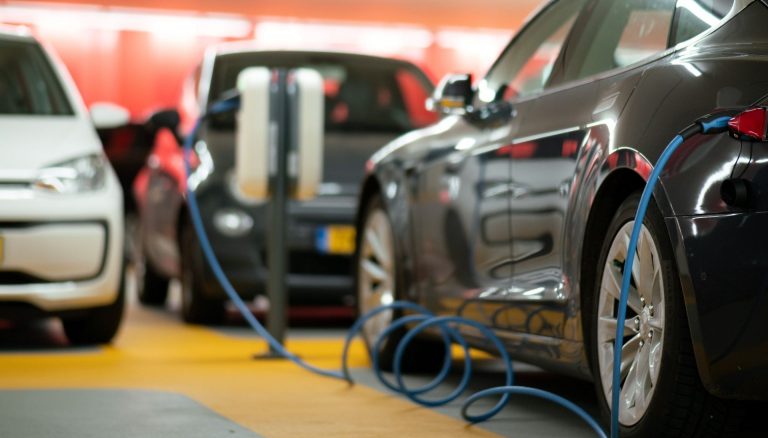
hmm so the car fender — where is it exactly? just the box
[358,162,419,301]
[577,142,741,394]
[136,128,190,279]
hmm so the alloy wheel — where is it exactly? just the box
[357,207,396,347]
[597,220,666,426]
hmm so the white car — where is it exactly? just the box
[0,28,126,344]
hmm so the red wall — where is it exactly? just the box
[34,26,230,115]
[2,1,542,118]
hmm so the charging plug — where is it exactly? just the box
[696,110,742,135]
[728,107,768,142]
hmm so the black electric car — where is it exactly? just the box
[356,0,768,435]
[133,47,436,323]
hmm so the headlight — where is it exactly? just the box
[213,208,254,237]
[34,154,107,194]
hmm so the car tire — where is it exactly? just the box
[132,218,169,306]
[356,193,445,373]
[590,192,746,437]
[62,261,126,345]
[136,254,169,306]
[180,218,226,325]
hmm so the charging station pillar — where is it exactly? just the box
[236,67,324,356]
[267,69,290,352]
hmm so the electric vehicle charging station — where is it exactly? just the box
[234,67,325,350]
[8,1,768,436]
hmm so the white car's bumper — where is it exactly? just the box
[0,173,123,313]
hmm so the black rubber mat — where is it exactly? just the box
[0,389,260,437]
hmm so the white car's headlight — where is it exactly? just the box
[35,154,108,194]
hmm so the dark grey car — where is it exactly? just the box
[134,49,435,323]
[356,0,768,435]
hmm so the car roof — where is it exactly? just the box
[212,43,419,67]
[0,26,35,42]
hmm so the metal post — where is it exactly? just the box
[266,69,289,354]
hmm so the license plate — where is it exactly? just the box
[316,225,356,255]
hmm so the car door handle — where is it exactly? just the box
[404,161,421,175]
[446,151,471,173]
[510,183,530,199]
[482,182,530,199]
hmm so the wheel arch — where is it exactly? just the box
[578,157,650,369]
[355,174,383,234]
[578,146,705,379]
[139,169,185,280]
[356,169,419,303]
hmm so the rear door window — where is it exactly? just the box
[0,40,73,116]
[564,0,677,81]
[670,0,734,45]
[475,0,587,104]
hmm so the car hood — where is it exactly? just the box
[370,115,480,169]
[203,128,400,196]
[322,131,398,190]
[0,116,102,171]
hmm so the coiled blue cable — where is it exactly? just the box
[609,116,732,438]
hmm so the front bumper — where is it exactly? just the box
[673,211,768,400]
[195,189,357,307]
[0,175,123,314]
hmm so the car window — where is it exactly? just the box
[475,0,587,104]
[564,0,677,81]
[670,0,734,45]
[0,40,73,116]
[210,54,436,133]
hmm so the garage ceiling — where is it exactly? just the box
[7,0,547,29]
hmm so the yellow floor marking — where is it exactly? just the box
[0,305,500,438]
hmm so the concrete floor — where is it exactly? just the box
[0,277,602,437]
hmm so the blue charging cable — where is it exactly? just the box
[182,96,734,438]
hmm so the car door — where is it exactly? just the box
[409,105,516,315]
[411,0,590,320]
[498,0,680,343]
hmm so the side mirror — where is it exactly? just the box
[146,108,181,133]
[426,73,473,115]
[90,102,131,130]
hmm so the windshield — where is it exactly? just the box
[0,39,74,116]
[210,52,436,133]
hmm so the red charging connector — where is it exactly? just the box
[728,107,768,142]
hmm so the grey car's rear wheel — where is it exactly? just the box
[357,201,396,345]
[356,193,445,373]
[596,219,665,426]
[591,192,746,437]
[180,219,226,325]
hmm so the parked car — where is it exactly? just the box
[356,0,768,435]
[0,28,125,344]
[133,47,436,324]
[96,107,180,215]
